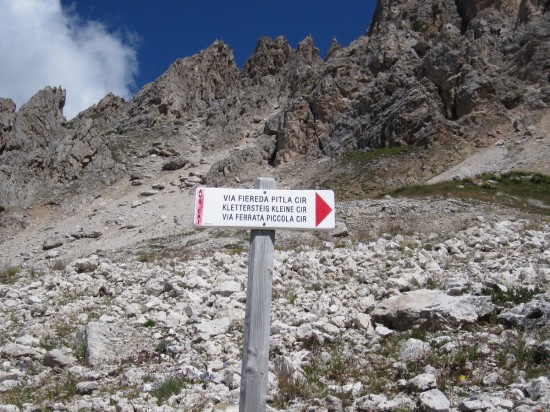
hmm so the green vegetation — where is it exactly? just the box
[388,172,550,215]
[285,290,297,305]
[0,266,21,284]
[137,253,152,263]
[272,375,315,409]
[0,371,78,407]
[61,120,76,129]
[135,241,198,263]
[224,242,245,255]
[39,320,86,365]
[227,319,244,334]
[150,371,214,406]
[156,339,169,355]
[151,375,189,405]
[272,339,367,409]
[108,142,123,163]
[318,145,419,201]
[495,331,550,382]
[271,323,550,409]
[344,145,414,164]
[74,341,87,362]
[142,319,156,328]
[484,285,544,306]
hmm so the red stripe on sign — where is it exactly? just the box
[315,192,333,227]
[196,188,205,225]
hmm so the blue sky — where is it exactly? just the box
[0,0,376,118]
[65,0,377,88]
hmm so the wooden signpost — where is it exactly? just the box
[194,178,335,412]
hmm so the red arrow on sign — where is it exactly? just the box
[315,192,333,227]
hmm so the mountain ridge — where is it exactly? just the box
[0,0,548,238]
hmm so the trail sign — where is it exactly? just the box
[194,187,335,230]
[192,179,336,412]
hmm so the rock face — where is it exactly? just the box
[0,87,125,211]
[0,0,548,219]
[124,41,239,126]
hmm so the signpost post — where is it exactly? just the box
[194,178,335,411]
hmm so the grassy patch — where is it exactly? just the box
[61,120,76,129]
[271,328,542,408]
[318,145,418,200]
[150,370,215,406]
[151,375,188,405]
[272,339,372,409]
[495,331,550,382]
[137,253,152,263]
[0,266,21,284]
[156,339,169,355]
[484,285,544,306]
[344,145,415,165]
[388,172,550,215]
[142,319,156,328]
[224,242,245,255]
[272,375,313,409]
[0,371,78,407]
[108,142,123,163]
[135,242,198,263]
[39,321,85,361]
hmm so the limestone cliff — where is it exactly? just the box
[0,0,548,221]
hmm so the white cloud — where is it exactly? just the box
[0,0,138,119]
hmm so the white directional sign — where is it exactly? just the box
[194,187,335,230]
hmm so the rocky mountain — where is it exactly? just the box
[1,0,548,219]
[0,0,549,410]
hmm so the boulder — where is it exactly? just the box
[43,349,77,368]
[498,293,550,331]
[419,389,450,412]
[371,289,494,331]
[162,157,188,171]
[43,235,64,251]
[84,322,145,366]
[399,338,431,361]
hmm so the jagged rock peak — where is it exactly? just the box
[0,97,16,114]
[296,35,321,62]
[242,36,293,79]
[281,35,323,71]
[454,0,548,28]
[326,37,342,60]
[94,93,126,112]
[14,86,66,151]
[124,40,238,124]
[165,39,237,81]
[19,86,66,122]
[74,93,126,125]
[0,98,16,152]
[369,0,548,37]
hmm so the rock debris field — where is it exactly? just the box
[0,200,549,412]
[1,0,549,409]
